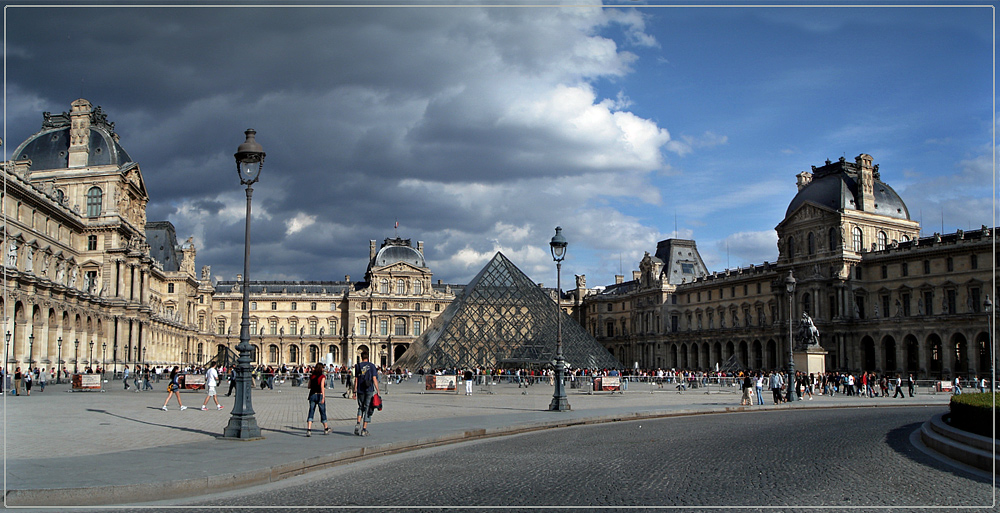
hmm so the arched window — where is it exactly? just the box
[828,228,837,252]
[380,279,389,294]
[309,345,318,363]
[414,303,421,311]
[877,231,887,251]
[289,345,298,363]
[414,280,423,295]
[787,236,795,260]
[852,227,863,252]
[86,187,102,217]
[381,302,388,311]
[397,279,406,295]
[807,232,815,255]
[269,345,278,363]
[395,318,406,336]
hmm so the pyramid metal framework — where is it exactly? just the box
[394,252,621,371]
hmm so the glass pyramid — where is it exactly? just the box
[394,252,621,371]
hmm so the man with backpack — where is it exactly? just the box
[353,353,380,437]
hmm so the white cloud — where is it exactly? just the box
[285,213,317,236]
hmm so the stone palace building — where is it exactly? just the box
[573,154,994,380]
[3,100,993,379]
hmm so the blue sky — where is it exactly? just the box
[3,2,995,289]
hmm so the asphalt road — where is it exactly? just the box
[69,405,993,512]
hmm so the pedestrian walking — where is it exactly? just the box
[755,373,765,405]
[342,366,354,399]
[123,365,131,390]
[225,367,236,396]
[161,366,187,411]
[38,367,46,392]
[893,374,905,398]
[353,353,380,436]
[305,363,331,437]
[740,375,753,405]
[953,375,962,395]
[143,364,154,390]
[13,367,22,396]
[23,368,32,396]
[769,371,783,404]
[464,368,474,396]
[201,362,223,411]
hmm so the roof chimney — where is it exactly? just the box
[855,153,876,212]
[795,171,813,191]
[68,99,92,168]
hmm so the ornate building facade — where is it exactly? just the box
[3,99,209,372]
[579,154,994,380]
[209,236,461,368]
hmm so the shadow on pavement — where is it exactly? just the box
[886,420,991,483]
[86,408,223,438]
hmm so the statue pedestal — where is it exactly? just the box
[794,346,828,376]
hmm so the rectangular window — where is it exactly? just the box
[881,265,887,279]
[250,320,257,333]
[901,262,908,277]
[291,302,297,311]
[168,283,175,293]
[671,316,678,333]
[946,290,956,315]
[251,302,257,310]
[902,293,911,317]
[970,287,981,313]
[290,320,298,334]
[331,302,337,310]
[328,318,337,335]
[271,302,277,310]
[309,320,317,335]
[269,320,277,335]
[971,254,978,270]
[413,320,422,337]
[359,319,367,336]
[881,295,890,318]
[219,302,225,310]
[87,235,98,251]
[855,266,862,280]
[923,291,934,315]
[311,302,317,311]
[855,296,865,319]
[395,320,406,336]
[924,260,931,274]
[946,258,954,272]
[217,319,226,335]
[380,319,388,336]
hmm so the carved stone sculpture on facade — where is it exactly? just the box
[7,240,17,267]
[25,246,34,273]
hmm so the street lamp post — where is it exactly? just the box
[223,128,265,440]
[56,338,63,384]
[89,341,94,372]
[785,271,796,403]
[986,296,994,390]
[4,331,10,384]
[28,334,34,369]
[74,339,80,374]
[548,226,570,412]
[102,342,107,381]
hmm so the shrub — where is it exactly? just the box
[949,392,999,438]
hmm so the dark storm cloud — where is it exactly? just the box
[6,4,672,283]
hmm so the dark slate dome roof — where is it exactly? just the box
[12,126,132,171]
[11,101,132,171]
[785,157,909,220]
[374,243,425,268]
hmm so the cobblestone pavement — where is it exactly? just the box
[84,407,993,512]
[2,376,961,511]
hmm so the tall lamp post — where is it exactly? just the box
[4,331,10,383]
[785,271,796,403]
[223,128,265,440]
[548,226,570,412]
[102,342,107,381]
[986,296,994,390]
[73,339,80,374]
[56,338,63,384]
[28,334,34,370]
[89,341,94,372]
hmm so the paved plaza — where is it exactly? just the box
[3,375,956,507]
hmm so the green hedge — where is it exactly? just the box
[949,393,999,438]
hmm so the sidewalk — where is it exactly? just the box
[2,377,952,507]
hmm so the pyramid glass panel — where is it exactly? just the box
[395,252,621,371]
